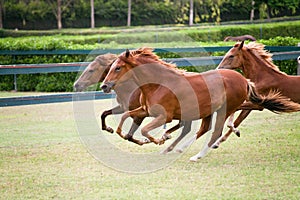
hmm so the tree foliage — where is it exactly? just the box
[1,0,300,29]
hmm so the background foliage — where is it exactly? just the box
[1,21,300,92]
[2,0,300,30]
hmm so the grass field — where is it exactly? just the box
[0,96,299,199]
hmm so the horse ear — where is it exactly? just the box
[125,49,130,58]
[238,41,245,50]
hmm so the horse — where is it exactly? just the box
[73,53,191,147]
[217,41,300,146]
[101,47,300,160]
[224,35,256,42]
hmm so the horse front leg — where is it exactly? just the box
[116,107,148,140]
[141,114,167,145]
[124,116,148,146]
[101,105,124,133]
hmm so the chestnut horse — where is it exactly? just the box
[73,53,190,146]
[101,48,300,160]
[217,41,300,146]
[224,35,256,42]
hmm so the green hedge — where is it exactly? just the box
[186,21,300,42]
[0,35,299,92]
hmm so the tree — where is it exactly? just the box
[127,0,131,26]
[250,0,255,21]
[90,0,94,28]
[189,0,193,26]
[255,0,299,20]
[0,0,3,28]
[46,0,73,29]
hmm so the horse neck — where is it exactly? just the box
[114,79,140,103]
[131,62,181,95]
[241,51,279,82]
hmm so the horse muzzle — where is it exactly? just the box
[74,82,85,92]
[101,82,115,93]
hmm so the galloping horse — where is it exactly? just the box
[101,48,300,160]
[217,41,300,146]
[224,35,256,42]
[74,53,191,146]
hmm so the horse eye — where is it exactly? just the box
[115,67,121,72]
[229,55,234,59]
[89,69,94,73]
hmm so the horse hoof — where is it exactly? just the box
[162,134,172,140]
[124,134,132,140]
[116,128,122,135]
[107,128,114,133]
[103,127,114,133]
[235,130,241,137]
[211,144,219,149]
[189,156,199,162]
[143,138,151,144]
[160,149,169,154]
[175,149,183,153]
[158,139,166,145]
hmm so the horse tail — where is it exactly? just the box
[247,81,300,113]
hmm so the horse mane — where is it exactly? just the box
[245,42,286,74]
[124,47,185,74]
[94,53,117,66]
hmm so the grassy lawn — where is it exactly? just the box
[0,98,299,199]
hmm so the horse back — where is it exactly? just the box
[278,75,300,104]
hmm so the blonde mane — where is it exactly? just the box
[124,47,185,74]
[245,42,284,74]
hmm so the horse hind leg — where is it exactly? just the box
[211,113,239,149]
[175,116,211,154]
[161,121,192,154]
[159,120,186,145]
[190,111,226,162]
[213,110,251,148]
[227,113,241,137]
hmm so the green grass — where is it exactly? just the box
[0,98,299,199]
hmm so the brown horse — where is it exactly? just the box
[224,35,256,42]
[217,41,300,146]
[101,48,300,160]
[73,53,190,146]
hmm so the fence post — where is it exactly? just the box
[298,43,300,75]
[297,56,300,75]
[14,74,18,91]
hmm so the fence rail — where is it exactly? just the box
[1,51,300,75]
[1,47,300,107]
[0,91,115,107]
[1,46,300,56]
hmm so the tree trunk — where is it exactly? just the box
[90,0,95,28]
[0,0,3,29]
[127,0,131,26]
[57,0,62,29]
[189,0,193,26]
[250,0,255,21]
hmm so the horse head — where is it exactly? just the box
[101,49,136,93]
[73,53,117,92]
[217,41,245,70]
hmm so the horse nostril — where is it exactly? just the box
[101,84,108,91]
